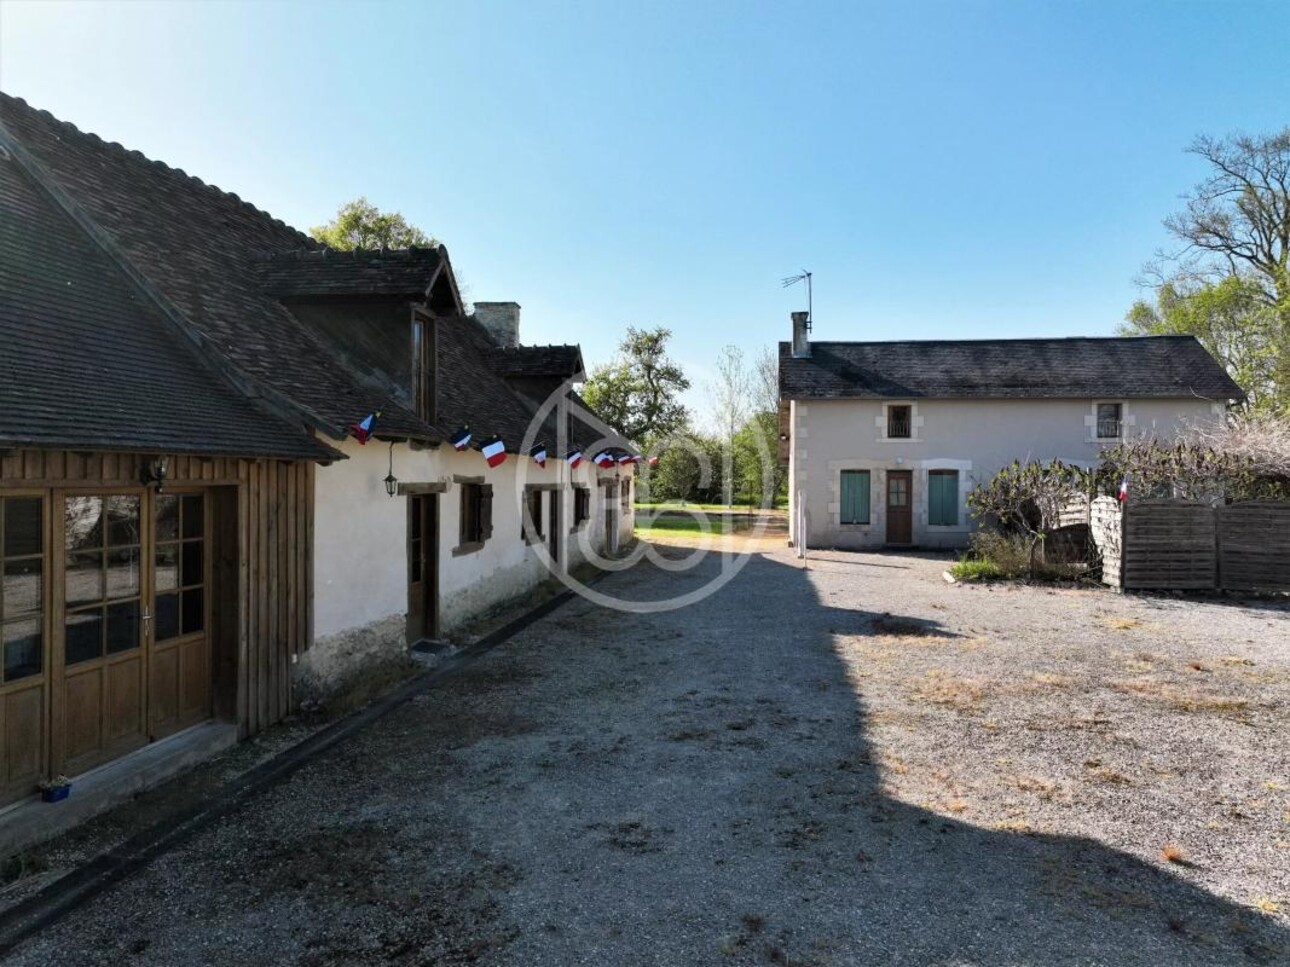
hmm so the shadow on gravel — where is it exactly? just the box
[6,552,1288,966]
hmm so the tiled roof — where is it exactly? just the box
[490,344,585,378]
[0,94,602,457]
[257,248,443,299]
[0,93,433,443]
[0,129,337,460]
[779,336,1245,402]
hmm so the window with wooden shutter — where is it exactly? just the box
[456,482,492,552]
[839,470,870,524]
[928,470,959,526]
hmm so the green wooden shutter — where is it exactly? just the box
[929,471,958,526]
[840,470,870,524]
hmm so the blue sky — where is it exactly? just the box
[2,0,1287,420]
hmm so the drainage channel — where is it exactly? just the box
[0,581,595,956]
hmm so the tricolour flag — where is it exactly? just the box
[351,410,380,444]
[617,454,633,465]
[1117,478,1129,503]
[647,455,660,467]
[593,451,615,469]
[566,449,583,469]
[530,443,548,468]
[450,427,472,451]
[481,436,507,468]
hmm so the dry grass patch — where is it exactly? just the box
[1104,616,1144,631]
[1254,897,1281,915]
[909,671,986,712]
[1220,656,1256,667]
[1083,759,1134,785]
[1028,672,1075,690]
[1114,680,1251,716]
[1011,775,1062,800]
[1161,843,1188,865]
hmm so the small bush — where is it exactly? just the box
[949,557,1005,582]
[953,529,1088,583]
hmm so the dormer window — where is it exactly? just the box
[1096,402,1122,439]
[887,405,912,439]
[411,314,432,422]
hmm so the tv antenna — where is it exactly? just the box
[781,270,812,322]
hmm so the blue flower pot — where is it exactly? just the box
[41,785,71,803]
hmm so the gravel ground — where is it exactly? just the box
[5,544,1288,965]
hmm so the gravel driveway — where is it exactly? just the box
[7,545,1289,965]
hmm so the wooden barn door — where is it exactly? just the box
[0,494,48,805]
[55,491,149,775]
[149,491,212,739]
[52,488,213,777]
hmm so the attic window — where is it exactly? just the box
[887,405,912,439]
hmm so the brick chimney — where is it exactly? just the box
[791,310,812,358]
[473,301,521,348]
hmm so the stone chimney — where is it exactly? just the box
[473,301,521,348]
[791,310,812,358]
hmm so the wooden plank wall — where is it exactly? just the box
[1218,502,1290,592]
[1122,500,1217,590]
[0,448,313,738]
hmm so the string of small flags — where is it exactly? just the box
[354,412,662,470]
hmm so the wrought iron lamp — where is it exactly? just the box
[383,442,398,497]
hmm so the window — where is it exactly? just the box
[573,486,590,527]
[523,488,544,542]
[153,493,205,641]
[839,470,870,524]
[411,314,433,422]
[1,496,44,683]
[928,470,959,526]
[457,482,492,552]
[1096,403,1122,439]
[886,405,912,439]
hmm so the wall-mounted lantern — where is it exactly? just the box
[140,456,169,492]
[384,442,398,497]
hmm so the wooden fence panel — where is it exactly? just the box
[1219,502,1290,592]
[1122,500,1216,590]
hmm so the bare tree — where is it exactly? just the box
[1153,129,1290,320]
[753,346,779,415]
[709,346,750,507]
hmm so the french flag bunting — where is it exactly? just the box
[481,436,507,468]
[647,455,660,467]
[530,443,548,468]
[1117,478,1129,503]
[617,454,633,465]
[450,427,472,451]
[566,449,583,469]
[351,410,380,444]
[593,451,614,469]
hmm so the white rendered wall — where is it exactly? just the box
[314,437,633,641]
[788,397,1223,550]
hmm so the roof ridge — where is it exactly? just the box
[0,92,317,248]
[805,334,1197,347]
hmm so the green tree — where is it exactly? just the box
[1123,275,1283,413]
[582,327,690,442]
[310,197,434,250]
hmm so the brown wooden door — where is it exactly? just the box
[56,491,149,776]
[548,490,561,567]
[886,471,913,545]
[149,491,212,739]
[407,495,437,642]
